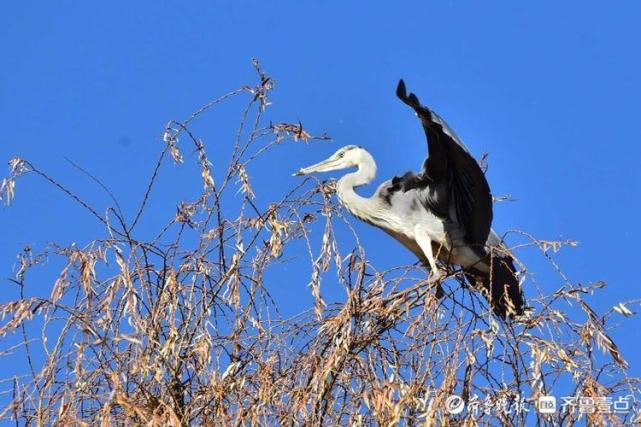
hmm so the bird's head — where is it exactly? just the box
[293,145,368,176]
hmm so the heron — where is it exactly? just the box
[294,80,525,318]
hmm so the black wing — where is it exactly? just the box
[464,254,525,319]
[396,79,493,252]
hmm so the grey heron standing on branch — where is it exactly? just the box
[294,80,525,318]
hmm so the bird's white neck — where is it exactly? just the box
[336,151,384,222]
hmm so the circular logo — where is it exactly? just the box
[445,395,465,414]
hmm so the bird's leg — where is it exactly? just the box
[413,225,444,283]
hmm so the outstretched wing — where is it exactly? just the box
[396,79,493,252]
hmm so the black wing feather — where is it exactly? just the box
[464,254,525,319]
[396,79,493,252]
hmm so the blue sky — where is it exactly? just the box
[1,0,640,399]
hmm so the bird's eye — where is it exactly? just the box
[338,152,345,158]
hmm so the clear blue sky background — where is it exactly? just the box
[1,0,640,397]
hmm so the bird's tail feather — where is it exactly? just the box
[464,256,525,319]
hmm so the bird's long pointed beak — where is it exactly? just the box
[292,157,339,176]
